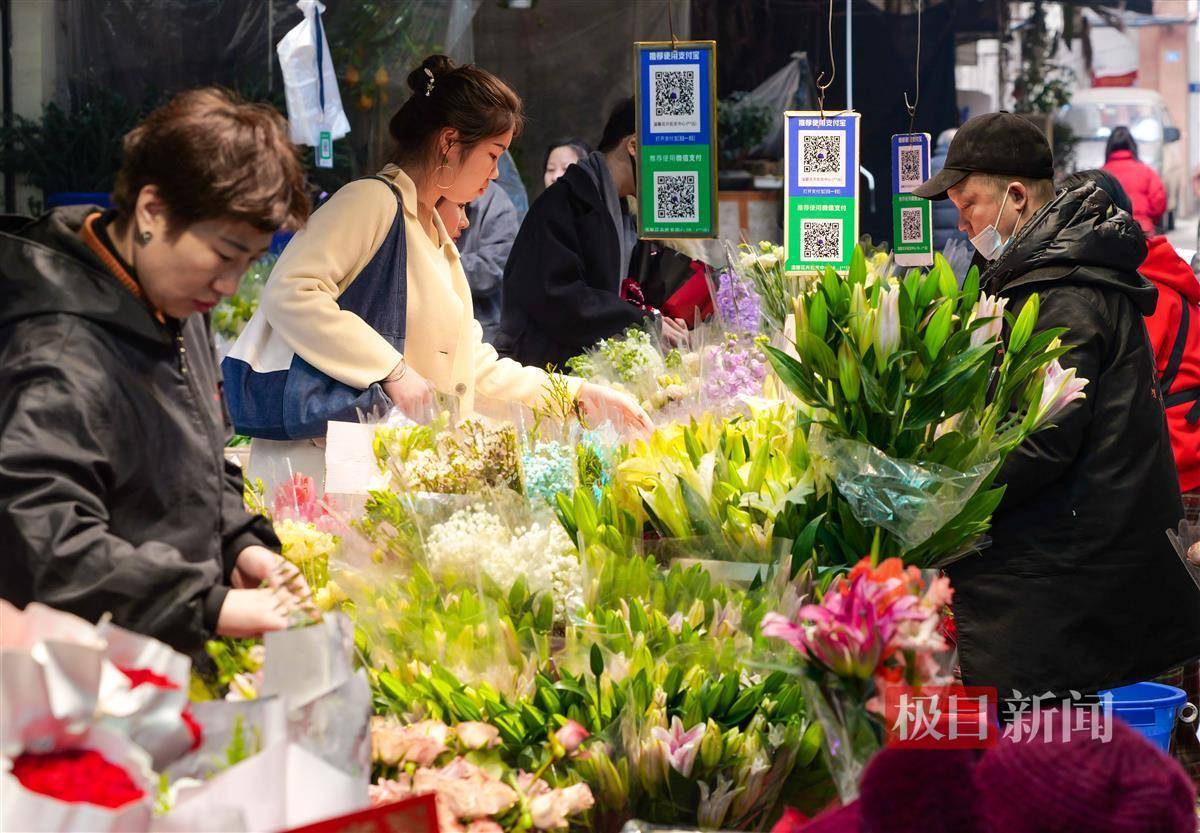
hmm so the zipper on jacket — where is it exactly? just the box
[173,320,227,544]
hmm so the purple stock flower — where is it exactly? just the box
[715,270,761,335]
[703,334,768,404]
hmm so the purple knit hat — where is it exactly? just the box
[797,747,983,833]
[796,709,1196,833]
[976,708,1197,833]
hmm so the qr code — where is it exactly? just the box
[796,131,846,187]
[650,65,700,133]
[654,71,695,116]
[654,171,699,223]
[900,207,924,243]
[898,146,923,190]
[801,219,842,261]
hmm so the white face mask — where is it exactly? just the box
[970,186,1024,261]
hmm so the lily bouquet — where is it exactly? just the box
[607,402,833,564]
[761,557,955,802]
[766,248,1086,566]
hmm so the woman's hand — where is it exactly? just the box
[577,382,653,436]
[381,364,437,422]
[216,588,298,639]
[660,316,690,349]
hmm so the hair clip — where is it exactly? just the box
[424,67,436,97]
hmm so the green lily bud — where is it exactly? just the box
[849,283,874,354]
[792,296,809,342]
[699,718,725,770]
[922,299,954,360]
[1008,292,1039,354]
[809,291,828,339]
[837,340,860,402]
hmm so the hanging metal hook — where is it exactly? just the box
[903,0,923,135]
[666,0,679,52]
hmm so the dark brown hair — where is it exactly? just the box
[1105,125,1138,161]
[113,88,310,233]
[389,55,524,167]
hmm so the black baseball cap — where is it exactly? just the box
[913,111,1055,201]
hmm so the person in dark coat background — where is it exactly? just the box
[496,98,687,369]
[1060,168,1200,786]
[0,89,311,656]
[930,128,968,252]
[914,112,1200,703]
[456,180,518,345]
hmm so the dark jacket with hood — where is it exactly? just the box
[0,207,279,655]
[495,159,645,369]
[948,182,1200,697]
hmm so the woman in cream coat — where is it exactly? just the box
[225,55,647,490]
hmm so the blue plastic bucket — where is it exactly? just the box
[1099,681,1188,752]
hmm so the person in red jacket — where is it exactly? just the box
[1102,126,1168,235]
[1061,167,1200,788]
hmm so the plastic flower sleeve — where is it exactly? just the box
[0,602,110,741]
[2,726,156,833]
[373,411,523,495]
[811,432,997,555]
[165,739,367,833]
[327,512,555,700]
[163,697,287,783]
[259,614,372,779]
[96,623,196,770]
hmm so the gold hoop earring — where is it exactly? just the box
[434,158,456,190]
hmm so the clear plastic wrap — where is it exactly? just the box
[811,433,997,554]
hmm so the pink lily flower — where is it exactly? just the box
[969,293,1008,348]
[1032,358,1088,429]
[763,564,927,680]
[650,716,706,778]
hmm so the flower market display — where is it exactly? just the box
[3,244,1092,833]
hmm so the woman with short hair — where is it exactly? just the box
[0,88,312,653]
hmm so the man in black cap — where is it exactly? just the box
[915,113,1200,710]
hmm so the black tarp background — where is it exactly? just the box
[692,0,959,244]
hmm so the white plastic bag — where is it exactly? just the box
[276,0,350,148]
